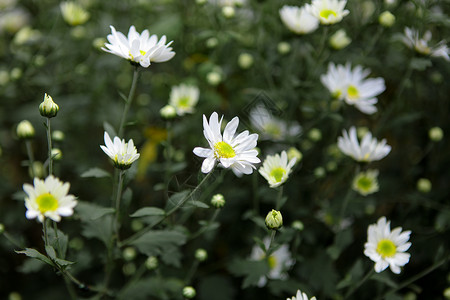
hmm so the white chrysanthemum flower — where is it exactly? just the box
[23,175,77,222]
[251,237,295,287]
[352,169,379,196]
[402,27,449,61]
[287,289,317,300]
[306,0,349,25]
[279,6,319,35]
[100,131,140,170]
[169,84,200,116]
[60,2,90,26]
[259,151,296,188]
[337,127,391,162]
[102,25,175,68]
[193,112,260,176]
[249,105,301,141]
[364,217,411,274]
[321,63,385,114]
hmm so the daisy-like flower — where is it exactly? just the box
[402,27,449,61]
[287,289,317,300]
[321,63,385,114]
[251,237,295,287]
[337,127,391,162]
[23,175,77,222]
[100,131,140,170]
[193,112,260,176]
[306,0,349,25]
[364,217,411,274]
[102,25,175,68]
[60,2,90,26]
[168,84,200,116]
[249,105,301,141]
[259,151,296,188]
[352,169,379,196]
[279,5,319,35]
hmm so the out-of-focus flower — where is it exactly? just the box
[288,289,317,300]
[206,71,222,86]
[249,105,301,141]
[291,220,304,231]
[52,130,65,142]
[402,27,449,61]
[60,2,90,26]
[287,147,302,164]
[160,104,177,119]
[16,120,35,139]
[182,286,196,299]
[195,248,208,261]
[337,127,391,162]
[29,161,44,179]
[100,131,140,170]
[23,175,77,222]
[306,0,349,25]
[238,52,254,69]
[277,42,291,54]
[145,256,158,270]
[321,63,385,114]
[364,217,411,274]
[222,5,235,18]
[13,26,41,45]
[329,29,351,50]
[428,127,443,142]
[416,178,431,193]
[250,236,295,287]
[39,93,59,118]
[0,8,29,34]
[193,112,260,176]
[279,5,319,35]
[259,151,296,188]
[102,25,175,68]
[378,11,395,27]
[51,148,63,161]
[352,169,379,196]
[169,84,199,116]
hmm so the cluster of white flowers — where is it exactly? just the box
[402,27,449,61]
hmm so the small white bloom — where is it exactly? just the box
[102,25,175,68]
[100,131,140,170]
[249,105,301,141]
[306,0,349,25]
[23,175,77,222]
[352,169,379,196]
[259,151,296,188]
[329,29,351,50]
[279,5,319,35]
[364,217,411,274]
[337,127,391,162]
[169,84,200,116]
[193,112,260,176]
[402,27,449,61]
[60,2,90,26]
[250,237,295,287]
[287,289,317,300]
[321,63,385,114]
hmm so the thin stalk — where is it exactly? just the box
[53,221,63,258]
[252,172,259,214]
[46,118,53,175]
[118,67,140,138]
[43,218,49,246]
[185,259,200,284]
[275,186,284,210]
[164,120,173,202]
[344,268,375,299]
[190,208,221,240]
[266,230,277,256]
[25,140,35,178]
[114,170,125,243]
[1,230,23,248]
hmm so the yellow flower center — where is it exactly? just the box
[177,96,191,108]
[376,239,397,258]
[264,123,282,138]
[267,255,277,269]
[36,193,58,213]
[347,85,359,100]
[356,176,372,191]
[214,141,236,159]
[270,167,286,183]
[140,50,147,56]
[320,9,337,19]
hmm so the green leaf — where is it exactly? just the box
[76,201,115,220]
[80,167,111,178]
[76,201,114,245]
[130,207,166,218]
[165,190,190,211]
[47,227,69,259]
[16,248,54,267]
[118,276,184,300]
[228,258,270,288]
[189,200,210,209]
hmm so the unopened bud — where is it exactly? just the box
[39,93,59,118]
[145,256,158,270]
[222,6,235,18]
[308,128,322,142]
[287,147,302,164]
[429,127,443,142]
[51,148,62,160]
[183,286,196,299]
[52,130,65,142]
[0,223,4,234]
[238,53,254,69]
[444,287,450,299]
[16,120,35,139]
[29,161,45,178]
[160,105,177,119]
[329,29,351,50]
[211,194,225,208]
[206,71,222,86]
[265,209,283,230]
[195,248,208,262]
[379,11,395,27]
[417,178,431,193]
[123,247,137,261]
[291,220,304,231]
[277,42,291,55]
[122,262,136,276]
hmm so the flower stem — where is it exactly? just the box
[25,140,35,178]
[114,170,125,243]
[184,259,200,284]
[344,268,374,299]
[190,208,221,240]
[118,66,140,138]
[46,118,53,176]
[275,186,284,210]
[43,218,49,246]
[266,230,277,256]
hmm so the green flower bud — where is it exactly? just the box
[314,167,326,179]
[287,147,302,164]
[206,71,222,86]
[429,127,443,142]
[10,68,22,80]
[92,37,107,50]
[160,105,177,119]
[444,287,450,299]
[51,148,63,161]
[206,37,218,49]
[69,237,84,250]
[52,130,65,142]
[123,247,137,262]
[417,178,431,193]
[265,209,283,230]
[145,256,158,270]
[8,292,22,300]
[182,286,196,299]
[222,6,235,18]
[211,194,225,208]
[277,42,291,55]
[0,223,5,234]
[308,128,322,142]
[29,161,45,178]
[16,120,35,139]
[238,53,254,69]
[122,262,136,276]
[195,248,208,262]
[39,93,59,118]
[131,219,144,232]
[329,29,351,50]
[291,220,304,231]
[379,11,395,27]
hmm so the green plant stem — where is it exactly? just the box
[120,171,214,247]
[1,230,23,248]
[46,118,53,176]
[25,140,35,178]
[266,230,277,256]
[190,208,221,240]
[252,173,259,214]
[344,268,374,299]
[114,170,126,243]
[164,120,173,202]
[43,218,49,246]
[53,221,63,258]
[275,186,284,210]
[118,66,140,138]
[375,256,449,300]
[185,259,200,284]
